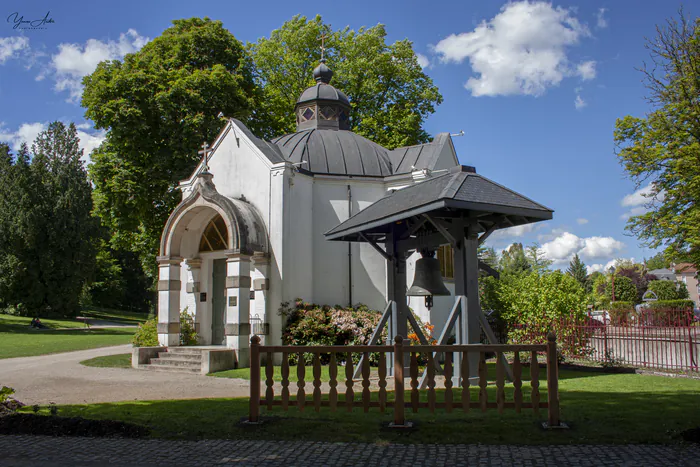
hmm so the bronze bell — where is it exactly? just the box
[407,249,451,300]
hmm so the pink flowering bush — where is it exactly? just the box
[280,299,432,365]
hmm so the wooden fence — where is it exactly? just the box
[249,333,561,427]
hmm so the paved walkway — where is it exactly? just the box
[0,346,249,405]
[0,436,697,466]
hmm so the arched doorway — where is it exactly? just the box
[199,214,228,345]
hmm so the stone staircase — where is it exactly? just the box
[141,347,204,374]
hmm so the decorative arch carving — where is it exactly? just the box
[160,173,268,257]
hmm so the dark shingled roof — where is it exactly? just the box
[297,83,350,107]
[325,165,553,240]
[272,129,393,176]
[388,133,452,174]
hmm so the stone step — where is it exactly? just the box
[141,364,201,374]
[150,358,201,368]
[157,352,202,361]
[167,347,205,354]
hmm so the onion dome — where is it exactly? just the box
[294,61,351,131]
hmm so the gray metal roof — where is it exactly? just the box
[648,268,676,281]
[325,165,553,240]
[388,133,451,174]
[272,129,393,176]
[297,83,350,107]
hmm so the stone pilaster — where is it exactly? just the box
[225,253,252,366]
[156,256,183,346]
[185,258,202,335]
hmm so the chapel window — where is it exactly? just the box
[199,214,228,252]
[437,244,454,280]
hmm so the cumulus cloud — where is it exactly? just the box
[0,36,29,64]
[574,93,586,110]
[50,29,149,102]
[0,121,105,165]
[576,60,596,80]
[432,1,594,97]
[540,231,625,269]
[416,53,430,69]
[596,8,608,29]
[620,183,664,220]
[487,222,545,246]
[576,218,588,225]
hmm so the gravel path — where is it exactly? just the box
[0,436,698,466]
[0,345,249,405]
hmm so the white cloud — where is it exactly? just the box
[620,183,664,220]
[586,259,616,274]
[541,231,625,269]
[0,121,105,165]
[596,8,608,29]
[487,222,542,245]
[0,36,29,64]
[574,93,586,109]
[416,53,430,69]
[50,29,149,102]
[576,60,596,80]
[432,1,593,97]
[576,218,588,225]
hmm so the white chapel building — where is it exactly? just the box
[156,61,461,366]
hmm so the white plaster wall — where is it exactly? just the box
[306,178,387,310]
[283,171,314,303]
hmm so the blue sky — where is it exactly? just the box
[1,0,694,272]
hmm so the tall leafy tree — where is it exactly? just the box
[566,253,587,288]
[248,15,443,147]
[525,242,552,274]
[499,243,531,276]
[83,18,257,278]
[645,252,668,270]
[615,12,700,268]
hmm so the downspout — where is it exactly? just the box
[348,184,352,308]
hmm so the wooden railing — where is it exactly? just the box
[249,333,561,427]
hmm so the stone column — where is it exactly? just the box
[185,258,202,337]
[225,253,252,367]
[252,253,270,345]
[156,256,183,346]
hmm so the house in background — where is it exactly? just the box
[671,263,700,309]
[648,268,675,281]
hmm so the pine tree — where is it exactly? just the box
[499,243,531,276]
[566,253,587,289]
[525,242,553,274]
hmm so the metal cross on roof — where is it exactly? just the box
[320,31,328,62]
[198,142,212,172]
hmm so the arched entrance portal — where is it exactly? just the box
[157,172,269,367]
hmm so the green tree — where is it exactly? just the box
[83,18,257,279]
[566,254,587,288]
[499,243,531,276]
[606,275,638,303]
[0,124,99,316]
[478,245,499,269]
[615,12,700,268]
[645,252,668,270]
[647,279,687,301]
[524,242,552,274]
[248,15,443,147]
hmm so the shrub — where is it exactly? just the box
[131,309,199,347]
[0,386,14,404]
[280,300,433,365]
[179,308,199,346]
[606,276,638,303]
[131,318,159,347]
[609,301,635,325]
[640,300,695,326]
[647,280,684,300]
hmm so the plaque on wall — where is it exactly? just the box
[228,296,237,307]
[199,293,207,302]
[250,290,255,300]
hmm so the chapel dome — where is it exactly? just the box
[272,129,393,177]
[278,60,393,177]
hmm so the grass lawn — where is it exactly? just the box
[79,307,149,325]
[80,353,132,368]
[0,314,136,359]
[35,366,700,445]
[211,364,332,382]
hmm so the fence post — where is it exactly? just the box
[249,335,261,423]
[546,331,560,427]
[393,335,405,426]
[689,314,696,370]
